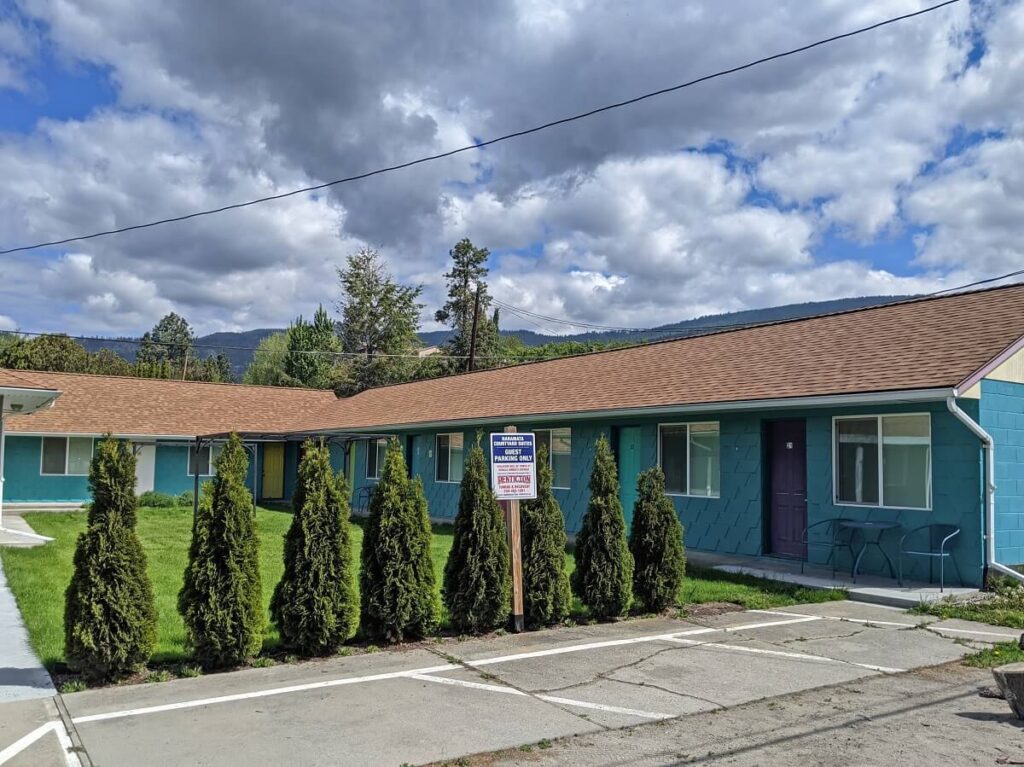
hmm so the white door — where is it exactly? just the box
[135,444,156,494]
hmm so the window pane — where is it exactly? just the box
[551,428,571,488]
[41,437,67,475]
[435,434,450,482]
[449,433,464,483]
[189,446,212,476]
[535,430,551,463]
[376,440,387,477]
[835,418,879,504]
[660,426,688,494]
[688,424,720,497]
[67,438,93,475]
[882,415,931,508]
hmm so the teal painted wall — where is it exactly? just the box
[980,379,1024,566]
[364,401,985,586]
[3,436,92,502]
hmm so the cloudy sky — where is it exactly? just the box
[0,0,1020,337]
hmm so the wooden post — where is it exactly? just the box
[500,425,525,632]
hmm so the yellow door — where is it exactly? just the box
[262,443,285,499]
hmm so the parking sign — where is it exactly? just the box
[489,432,537,500]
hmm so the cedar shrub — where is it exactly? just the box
[359,439,440,642]
[443,438,510,633]
[520,445,572,627]
[572,436,633,618]
[178,434,263,668]
[272,440,358,655]
[629,466,686,612]
[64,436,157,681]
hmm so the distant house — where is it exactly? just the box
[2,284,1023,587]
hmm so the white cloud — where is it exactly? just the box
[0,0,1019,337]
[0,314,17,331]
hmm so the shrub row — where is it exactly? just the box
[64,433,684,681]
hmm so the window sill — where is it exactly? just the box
[666,492,720,500]
[833,500,932,512]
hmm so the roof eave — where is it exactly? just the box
[311,386,958,434]
[956,332,1024,392]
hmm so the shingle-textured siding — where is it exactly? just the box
[980,379,1024,566]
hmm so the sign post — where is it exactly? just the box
[490,427,536,633]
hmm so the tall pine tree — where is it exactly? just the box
[360,440,440,642]
[179,434,264,668]
[520,445,572,628]
[434,239,500,371]
[272,440,359,655]
[629,467,686,613]
[65,436,157,681]
[443,438,510,634]
[572,436,633,618]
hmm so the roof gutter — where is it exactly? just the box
[946,393,1024,585]
[318,387,956,435]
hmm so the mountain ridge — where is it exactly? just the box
[78,294,910,375]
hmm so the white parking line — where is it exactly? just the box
[535,695,674,720]
[0,720,82,767]
[749,609,1021,640]
[412,673,674,720]
[665,636,904,674]
[71,663,460,724]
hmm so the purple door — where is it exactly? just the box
[768,419,807,558]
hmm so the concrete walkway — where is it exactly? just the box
[0,561,55,705]
[1,600,1019,766]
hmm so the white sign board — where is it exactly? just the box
[489,432,537,500]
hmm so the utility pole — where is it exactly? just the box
[467,283,482,373]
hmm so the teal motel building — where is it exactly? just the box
[2,285,1023,589]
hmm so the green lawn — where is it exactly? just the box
[1,507,843,670]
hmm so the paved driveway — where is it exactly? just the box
[1,600,1019,767]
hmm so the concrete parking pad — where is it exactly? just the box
[1,600,1017,766]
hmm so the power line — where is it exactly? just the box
[0,0,961,257]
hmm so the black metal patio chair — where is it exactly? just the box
[898,523,962,592]
[800,518,850,577]
[354,485,376,515]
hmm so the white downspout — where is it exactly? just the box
[946,394,1024,584]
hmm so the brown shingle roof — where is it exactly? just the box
[298,283,1024,431]
[0,370,337,437]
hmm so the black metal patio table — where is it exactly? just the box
[838,520,900,583]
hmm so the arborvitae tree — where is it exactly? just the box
[443,439,510,633]
[629,467,686,613]
[520,445,572,628]
[65,436,157,681]
[572,436,633,618]
[178,434,263,668]
[272,440,359,655]
[360,440,440,642]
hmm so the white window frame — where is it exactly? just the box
[535,427,572,490]
[435,433,464,484]
[40,436,95,477]
[832,413,932,511]
[365,438,387,481]
[657,422,721,499]
[186,443,221,477]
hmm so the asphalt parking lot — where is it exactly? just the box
[1,600,1020,767]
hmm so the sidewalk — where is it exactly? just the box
[0,560,55,704]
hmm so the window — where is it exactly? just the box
[658,423,720,498]
[435,433,465,483]
[187,443,221,476]
[535,428,572,489]
[366,438,387,480]
[41,437,95,476]
[834,414,931,509]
